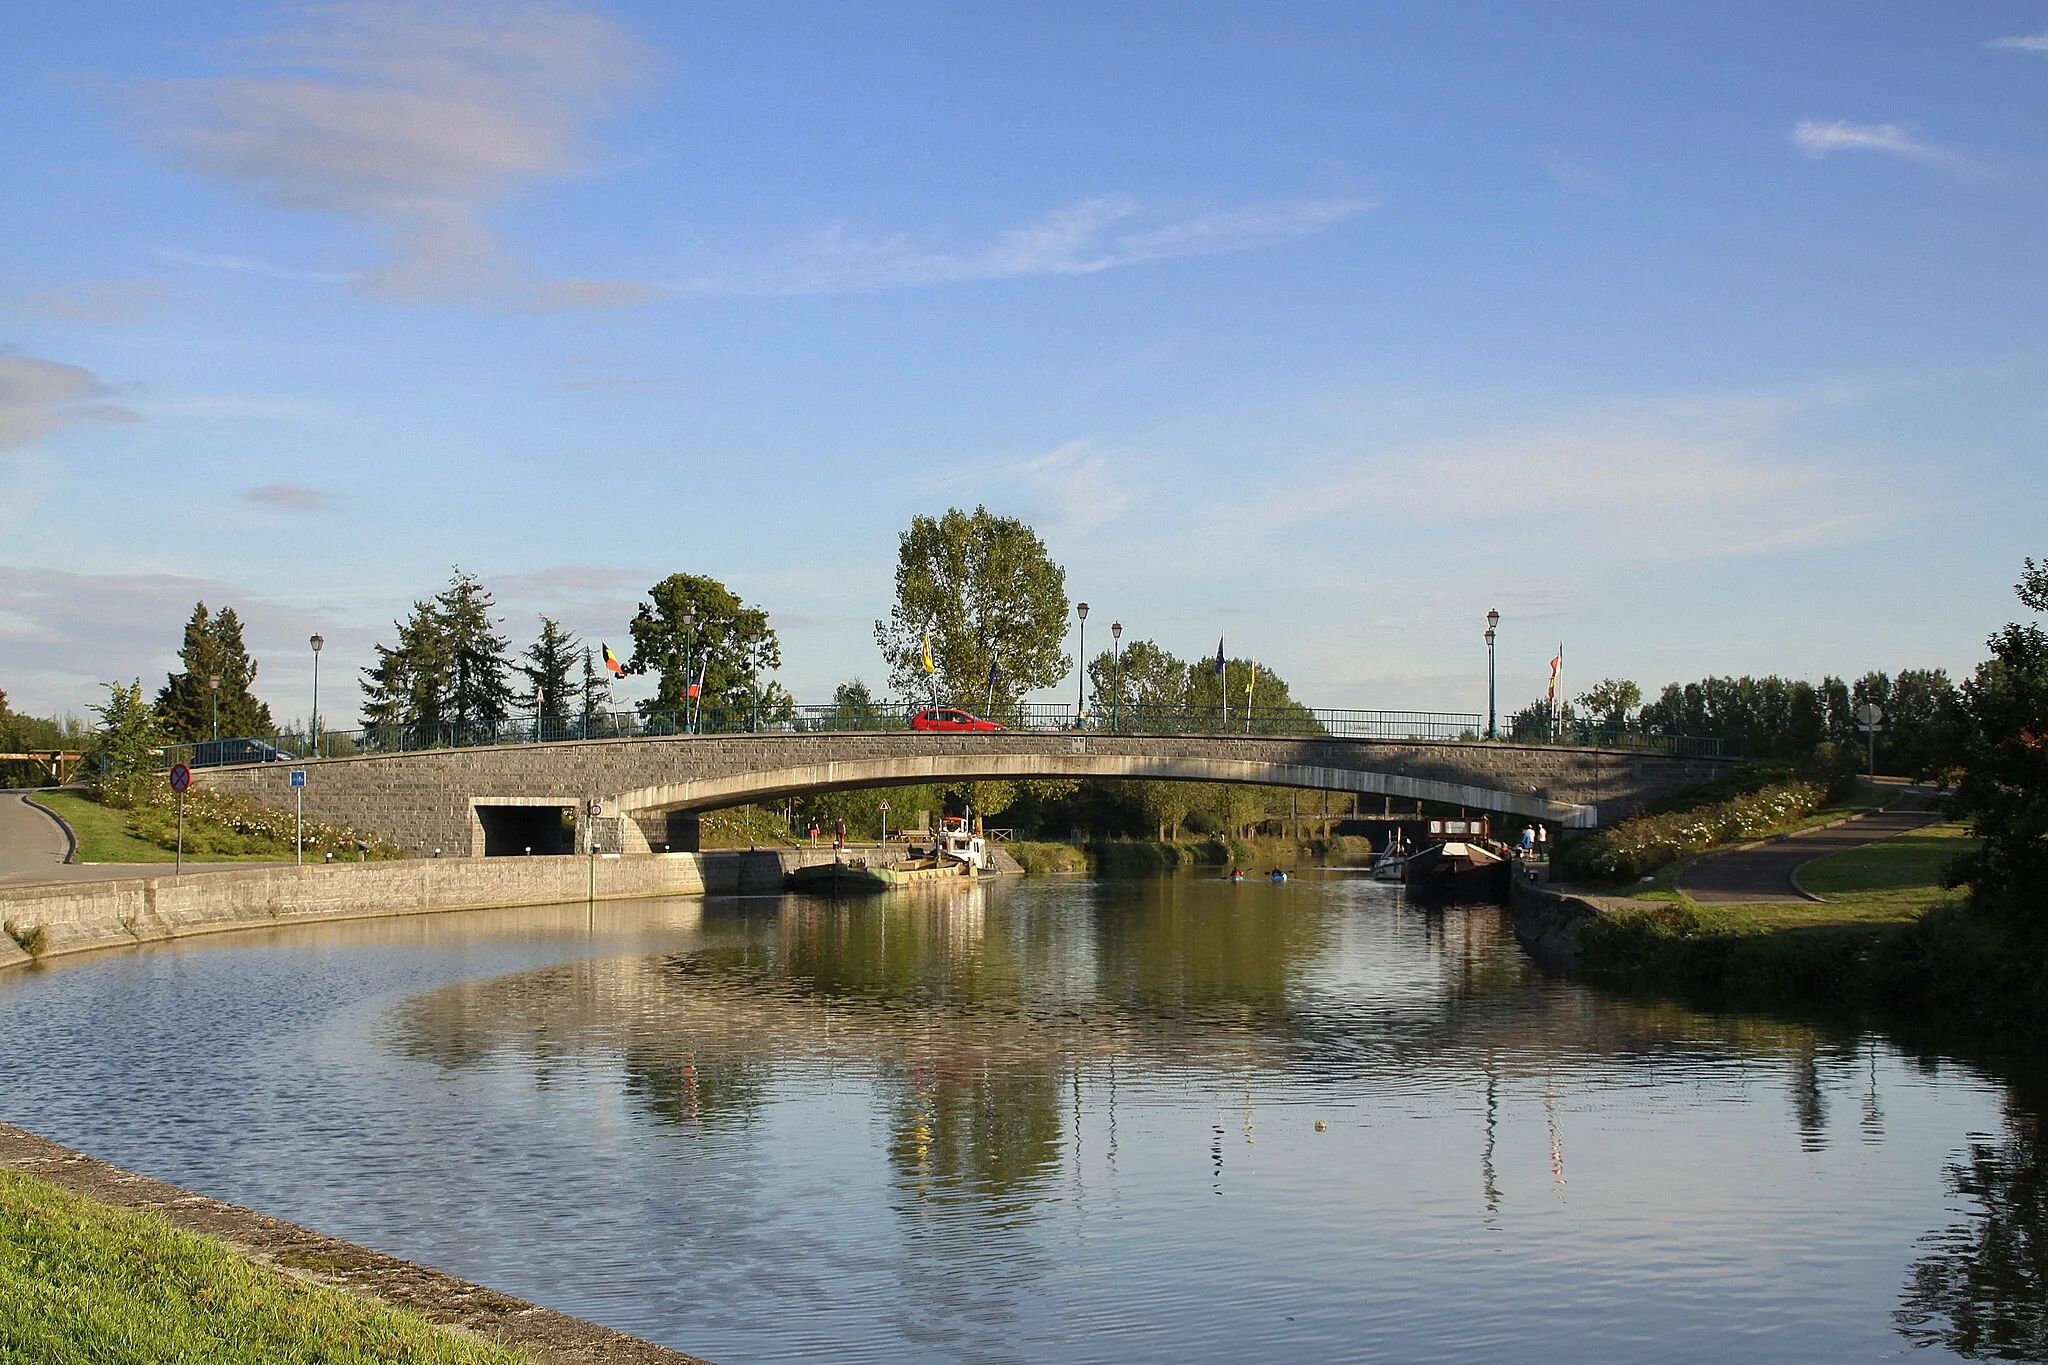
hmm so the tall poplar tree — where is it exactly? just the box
[875,507,1070,709]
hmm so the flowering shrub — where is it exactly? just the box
[1566,780,1826,881]
[112,776,403,860]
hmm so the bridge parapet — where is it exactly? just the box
[192,731,1732,859]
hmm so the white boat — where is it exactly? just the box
[931,817,991,873]
[1372,833,1410,882]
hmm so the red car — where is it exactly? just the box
[910,708,1007,732]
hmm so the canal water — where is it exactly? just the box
[2,872,2041,1363]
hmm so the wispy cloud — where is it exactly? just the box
[1790,119,1978,173]
[679,194,1375,296]
[154,248,353,285]
[0,351,142,452]
[1989,32,2048,53]
[135,0,661,311]
[932,438,1134,532]
[0,279,170,323]
[242,484,336,513]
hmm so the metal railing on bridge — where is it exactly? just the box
[159,699,1727,770]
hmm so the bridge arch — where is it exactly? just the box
[616,752,1595,830]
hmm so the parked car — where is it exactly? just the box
[909,708,1007,733]
[186,738,298,767]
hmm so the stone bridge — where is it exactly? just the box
[194,731,1730,858]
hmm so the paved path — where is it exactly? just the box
[0,789,296,889]
[1679,789,1945,904]
[0,791,72,884]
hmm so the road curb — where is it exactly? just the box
[21,789,78,864]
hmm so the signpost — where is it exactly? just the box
[1854,703,1885,782]
[168,764,191,874]
[290,769,307,864]
[878,798,891,849]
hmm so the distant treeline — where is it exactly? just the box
[1511,668,1960,779]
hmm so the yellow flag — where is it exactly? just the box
[921,632,935,675]
[1246,663,1257,697]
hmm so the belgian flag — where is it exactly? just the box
[602,644,624,676]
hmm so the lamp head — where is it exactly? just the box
[209,673,220,689]
[309,633,324,654]
[1486,609,1499,630]
[1111,620,1122,640]
[1076,602,1089,621]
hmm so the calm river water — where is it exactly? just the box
[3,871,2043,1363]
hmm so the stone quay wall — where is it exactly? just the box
[192,732,1731,858]
[0,846,894,973]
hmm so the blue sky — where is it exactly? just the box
[2,1,2044,726]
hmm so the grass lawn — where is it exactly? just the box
[0,1169,526,1364]
[1668,821,1973,935]
[33,790,275,865]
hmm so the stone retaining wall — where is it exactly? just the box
[0,846,954,972]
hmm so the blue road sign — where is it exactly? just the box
[290,769,307,788]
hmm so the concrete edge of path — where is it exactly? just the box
[19,790,77,864]
[0,1121,715,1365]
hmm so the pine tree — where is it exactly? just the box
[359,571,512,732]
[361,598,450,730]
[519,617,579,722]
[156,602,274,742]
[437,572,513,727]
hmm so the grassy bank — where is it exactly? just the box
[36,786,399,865]
[1578,823,1977,1004]
[0,1168,523,1364]
[33,790,258,864]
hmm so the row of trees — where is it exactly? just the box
[1506,668,1962,778]
[361,573,616,731]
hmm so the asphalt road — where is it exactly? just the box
[1678,791,1944,905]
[0,791,72,885]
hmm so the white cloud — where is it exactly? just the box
[1790,119,1976,173]
[679,194,1375,296]
[0,351,142,452]
[932,438,1135,533]
[1989,32,2048,53]
[154,248,353,284]
[136,0,660,311]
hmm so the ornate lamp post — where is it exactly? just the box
[1074,602,1089,728]
[308,634,323,755]
[208,673,221,743]
[1484,609,1500,740]
[1110,620,1123,733]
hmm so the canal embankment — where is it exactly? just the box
[1509,818,2048,1039]
[0,1120,709,1364]
[0,844,1010,971]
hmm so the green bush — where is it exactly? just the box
[1008,841,1088,874]
[1559,779,1827,881]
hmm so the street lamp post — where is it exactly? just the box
[308,634,323,756]
[208,673,221,744]
[1074,602,1089,728]
[1111,623,1127,730]
[1484,609,1499,740]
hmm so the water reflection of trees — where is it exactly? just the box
[1897,1094,2048,1360]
